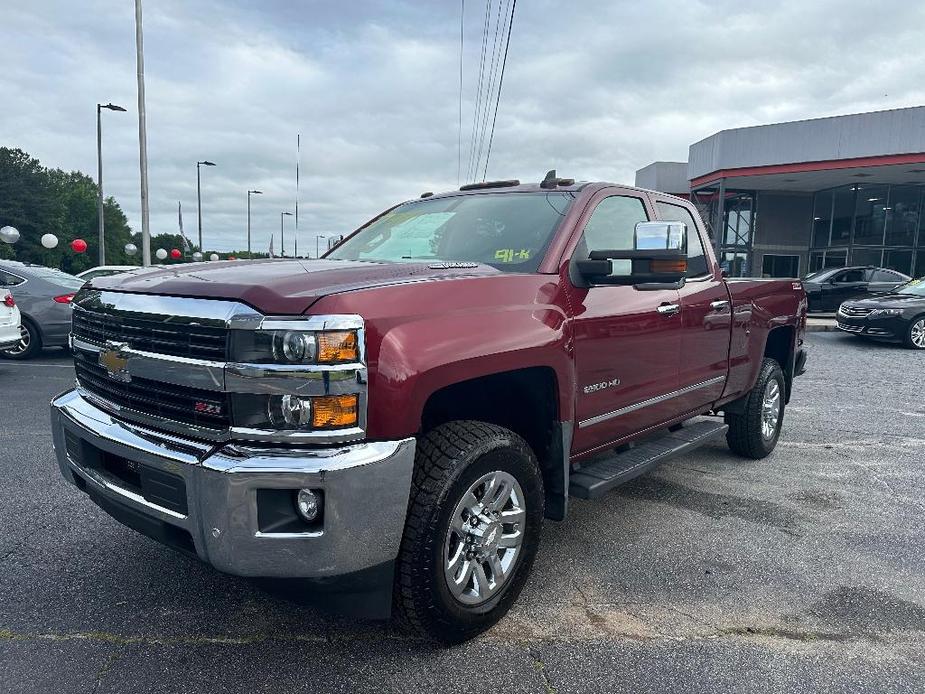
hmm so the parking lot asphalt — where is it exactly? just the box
[1,332,923,693]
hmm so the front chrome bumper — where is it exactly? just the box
[51,388,415,579]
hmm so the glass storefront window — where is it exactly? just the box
[916,250,925,278]
[723,194,753,247]
[853,185,888,245]
[812,191,833,247]
[831,187,855,245]
[722,251,749,277]
[761,254,800,278]
[851,248,882,267]
[883,249,913,276]
[885,186,920,246]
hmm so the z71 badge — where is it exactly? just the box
[583,378,621,394]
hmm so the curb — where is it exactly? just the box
[806,322,837,333]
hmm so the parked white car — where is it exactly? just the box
[0,289,22,351]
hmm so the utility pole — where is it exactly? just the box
[134,0,151,266]
[96,102,126,266]
[280,211,293,257]
[247,190,262,255]
[196,160,216,252]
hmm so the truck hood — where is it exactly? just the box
[89,258,501,314]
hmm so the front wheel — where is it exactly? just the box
[724,358,786,459]
[904,316,925,350]
[395,420,544,644]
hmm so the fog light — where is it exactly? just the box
[296,489,320,522]
[268,394,313,427]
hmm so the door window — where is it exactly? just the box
[656,201,709,277]
[577,195,649,256]
[833,269,864,283]
[0,270,25,287]
[871,269,902,282]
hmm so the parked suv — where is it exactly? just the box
[50,176,807,643]
[0,260,84,359]
[803,265,910,312]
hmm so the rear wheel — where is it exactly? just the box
[904,316,925,350]
[395,420,544,644]
[0,319,41,360]
[724,358,785,459]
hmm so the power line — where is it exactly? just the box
[482,0,516,181]
[466,0,492,182]
[472,0,511,179]
[457,0,465,185]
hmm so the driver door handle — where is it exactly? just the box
[710,300,730,311]
[657,303,681,316]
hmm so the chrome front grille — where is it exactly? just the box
[74,352,230,429]
[837,322,864,333]
[72,307,227,361]
[839,305,873,318]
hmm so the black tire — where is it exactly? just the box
[724,358,785,459]
[0,317,42,360]
[903,315,925,350]
[395,420,544,644]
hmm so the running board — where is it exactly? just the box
[568,420,728,500]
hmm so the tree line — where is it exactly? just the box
[0,147,266,274]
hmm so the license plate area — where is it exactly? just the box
[64,429,189,516]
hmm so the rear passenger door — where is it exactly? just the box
[565,190,682,455]
[657,200,730,411]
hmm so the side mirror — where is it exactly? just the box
[575,221,688,287]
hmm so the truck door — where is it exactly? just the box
[564,190,682,456]
[656,200,730,412]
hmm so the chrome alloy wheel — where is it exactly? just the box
[761,378,782,441]
[443,471,526,606]
[911,319,925,348]
[4,324,29,356]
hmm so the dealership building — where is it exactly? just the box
[635,106,925,278]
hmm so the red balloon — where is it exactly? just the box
[170,248,181,259]
[70,239,87,253]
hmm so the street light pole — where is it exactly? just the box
[196,160,216,252]
[281,212,293,257]
[247,190,262,255]
[316,234,326,259]
[96,102,126,266]
[134,0,151,267]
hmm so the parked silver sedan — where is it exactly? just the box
[0,260,84,359]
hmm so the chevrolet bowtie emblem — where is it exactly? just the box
[99,342,131,383]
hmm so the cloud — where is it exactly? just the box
[3,0,925,252]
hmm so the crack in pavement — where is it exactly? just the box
[529,649,556,694]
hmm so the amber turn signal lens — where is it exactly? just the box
[310,394,359,428]
[650,259,688,273]
[317,330,359,363]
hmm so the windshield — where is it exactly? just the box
[896,277,925,296]
[24,266,85,289]
[327,192,574,272]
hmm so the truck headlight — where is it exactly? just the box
[231,329,359,365]
[233,393,359,430]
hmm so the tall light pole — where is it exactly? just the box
[316,234,325,259]
[247,190,262,255]
[96,102,126,266]
[280,211,293,257]
[134,0,151,266]
[196,160,216,252]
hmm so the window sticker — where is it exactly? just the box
[494,249,531,263]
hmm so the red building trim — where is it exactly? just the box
[690,152,925,189]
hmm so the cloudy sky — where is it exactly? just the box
[4,0,925,253]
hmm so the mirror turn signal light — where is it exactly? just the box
[650,259,688,274]
[317,330,359,363]
[311,393,359,428]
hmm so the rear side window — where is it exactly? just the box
[578,195,649,256]
[656,201,709,277]
[872,270,902,282]
[0,270,25,287]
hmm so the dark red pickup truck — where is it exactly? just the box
[51,175,807,643]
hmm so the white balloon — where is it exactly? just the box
[192,252,203,261]
[124,243,138,256]
[155,248,168,260]
[41,233,59,249]
[0,226,20,244]
[209,253,219,261]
